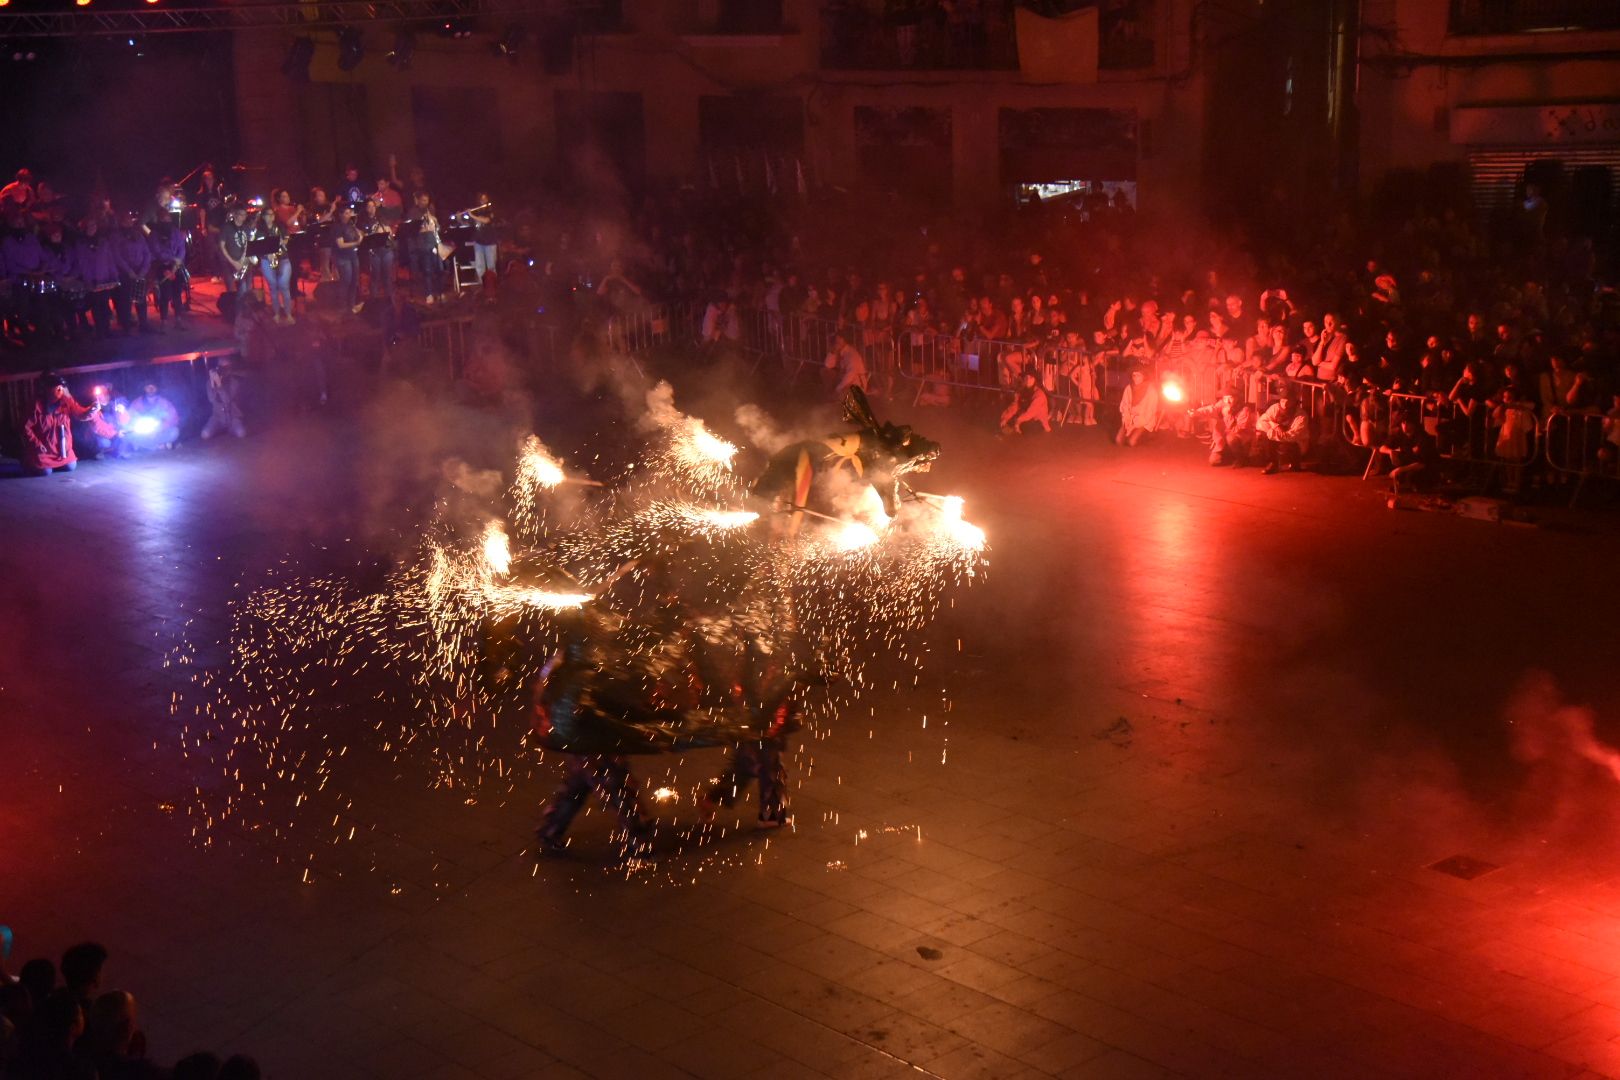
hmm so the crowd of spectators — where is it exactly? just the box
[556,175,1619,495]
[0,937,257,1080]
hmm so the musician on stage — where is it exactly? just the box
[270,188,304,232]
[193,165,229,236]
[332,203,363,314]
[468,192,498,290]
[358,196,396,305]
[73,217,123,339]
[257,205,295,325]
[405,190,445,305]
[148,219,188,329]
[306,186,337,282]
[137,180,176,235]
[112,211,156,335]
[336,165,367,209]
[1,169,36,211]
[219,203,255,301]
[373,175,404,226]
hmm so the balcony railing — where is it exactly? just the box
[1449,0,1620,35]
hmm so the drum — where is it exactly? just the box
[21,272,58,298]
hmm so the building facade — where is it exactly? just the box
[233,0,1203,214]
[1359,0,1620,236]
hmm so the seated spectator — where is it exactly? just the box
[86,384,132,460]
[1377,414,1437,493]
[10,988,92,1080]
[1257,386,1310,474]
[78,990,163,1080]
[59,944,107,1024]
[173,1052,223,1080]
[127,383,181,451]
[1115,367,1160,447]
[218,1056,261,1080]
[999,372,1050,436]
[200,359,247,441]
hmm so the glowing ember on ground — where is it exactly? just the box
[651,787,679,803]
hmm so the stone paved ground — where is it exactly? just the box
[5,402,1620,1079]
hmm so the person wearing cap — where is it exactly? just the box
[112,212,156,335]
[20,375,96,475]
[1256,384,1310,473]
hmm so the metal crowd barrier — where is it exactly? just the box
[602,304,675,355]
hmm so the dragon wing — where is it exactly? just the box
[840,386,882,432]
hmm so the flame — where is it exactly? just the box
[696,509,758,529]
[481,522,512,576]
[939,495,986,551]
[835,521,880,551]
[515,435,566,489]
[678,422,737,470]
[484,586,591,612]
[1161,379,1185,404]
[857,487,891,530]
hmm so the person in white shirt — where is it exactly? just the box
[1257,386,1310,473]
[1116,367,1160,447]
[824,331,868,396]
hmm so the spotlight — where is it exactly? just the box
[386,27,414,69]
[281,36,314,80]
[75,0,91,6]
[336,26,363,71]
[492,25,526,61]
[436,17,473,39]
[8,44,38,61]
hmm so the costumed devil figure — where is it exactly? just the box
[752,387,940,524]
[528,561,789,858]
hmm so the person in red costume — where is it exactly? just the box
[21,374,96,475]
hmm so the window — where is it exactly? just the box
[1449,0,1620,35]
